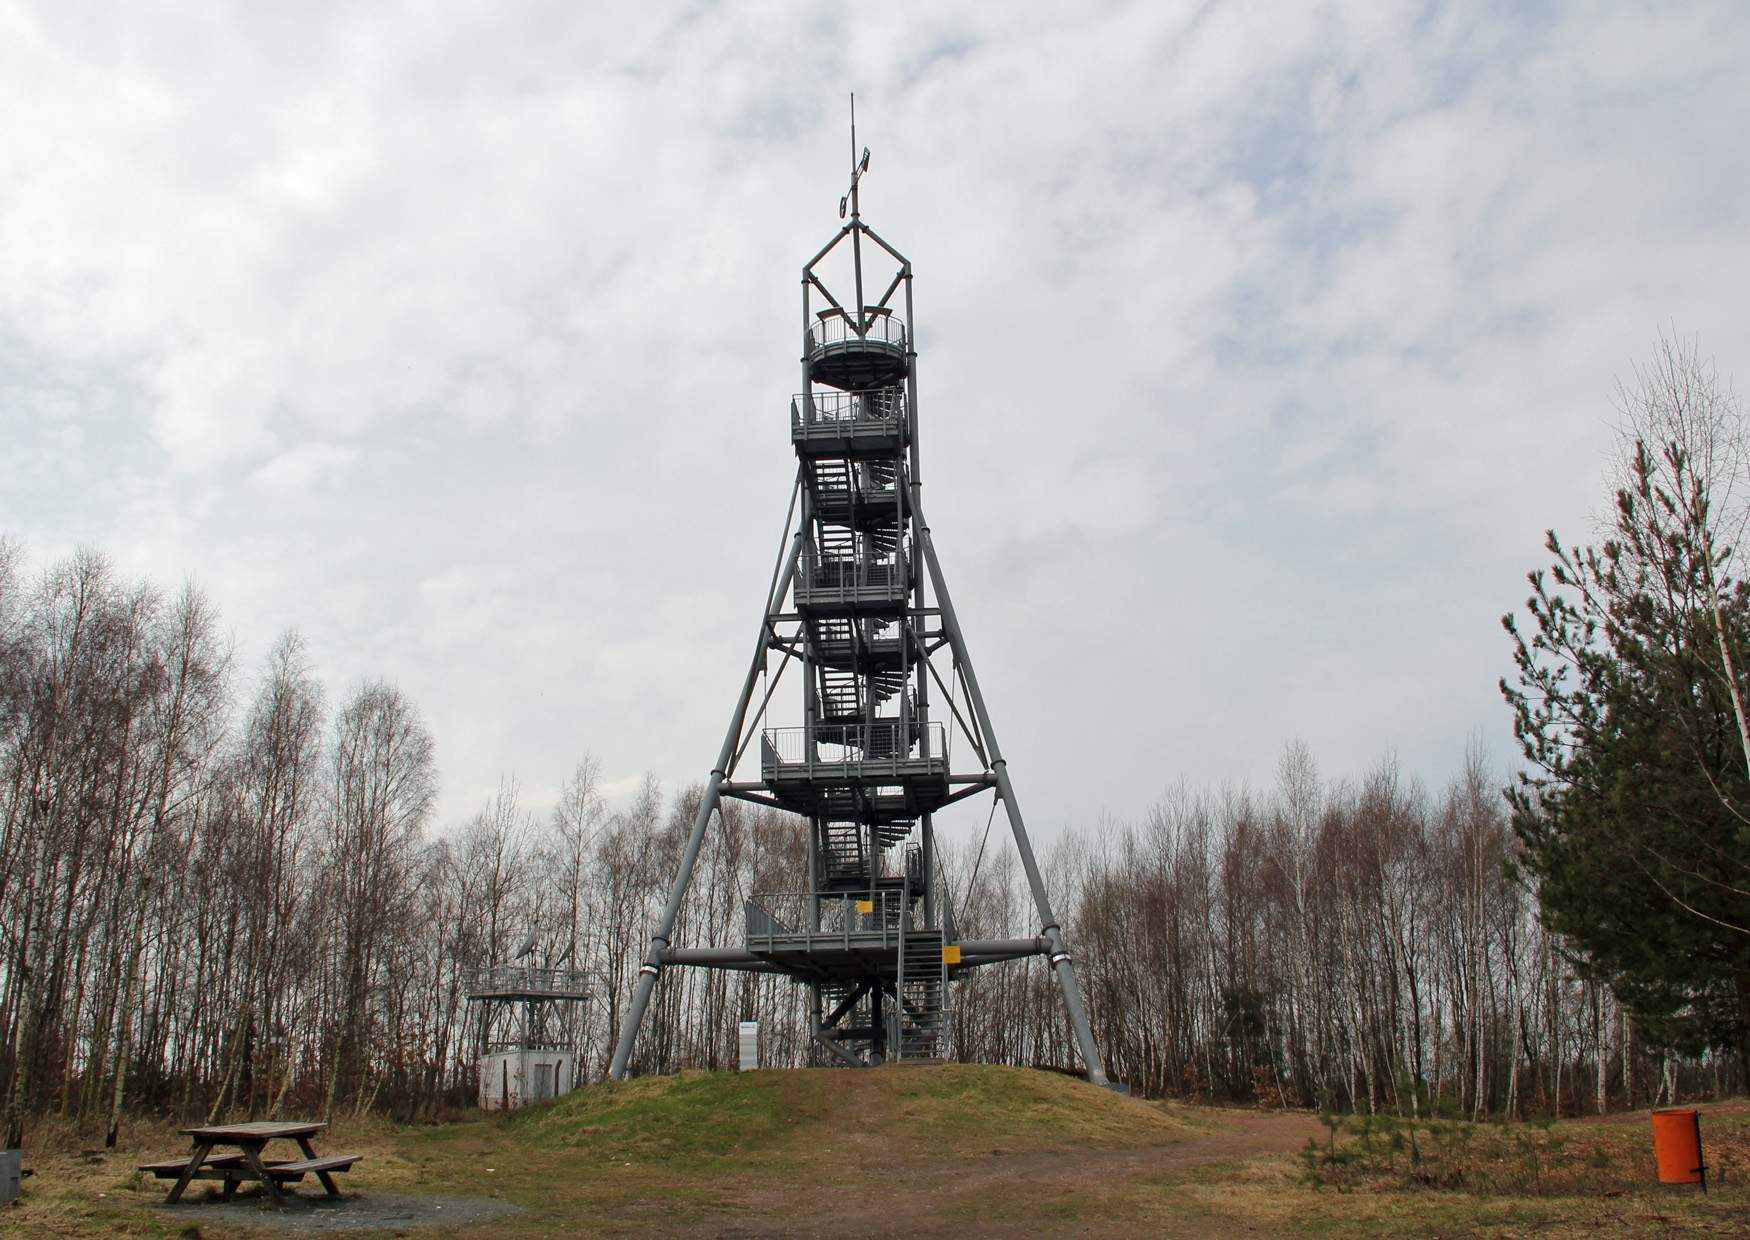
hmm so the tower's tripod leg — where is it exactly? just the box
[608,531,803,1080]
[912,498,1110,1087]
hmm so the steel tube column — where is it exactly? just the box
[608,533,805,1080]
[900,267,939,932]
[911,497,1110,1086]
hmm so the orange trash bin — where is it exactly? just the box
[1651,1108,1707,1190]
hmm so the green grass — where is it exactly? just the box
[881,1063,1195,1151]
[13,1071,1750,1237]
[501,1068,800,1165]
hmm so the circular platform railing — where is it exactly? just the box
[805,312,907,356]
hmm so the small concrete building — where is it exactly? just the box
[478,1048,578,1111]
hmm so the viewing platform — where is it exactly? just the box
[760,722,949,818]
[794,548,911,614]
[743,889,939,983]
[791,388,906,456]
[762,720,946,771]
[806,311,908,390]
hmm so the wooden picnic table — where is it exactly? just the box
[140,1120,360,1208]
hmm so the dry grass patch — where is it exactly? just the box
[1259,1103,1750,1236]
[874,1063,1200,1153]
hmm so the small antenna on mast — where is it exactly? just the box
[839,92,871,220]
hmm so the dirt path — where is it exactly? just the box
[962,1107,1326,1187]
[696,1106,1325,1239]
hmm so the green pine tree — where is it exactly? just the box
[1502,336,1750,1077]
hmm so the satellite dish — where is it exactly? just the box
[513,927,537,960]
[839,195,848,219]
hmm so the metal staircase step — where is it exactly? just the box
[896,926,947,1061]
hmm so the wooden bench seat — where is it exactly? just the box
[142,1153,359,1182]
[139,1153,250,1177]
[262,1155,360,1181]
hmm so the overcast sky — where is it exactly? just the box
[6,1,1750,842]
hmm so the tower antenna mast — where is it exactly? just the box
[839,93,871,335]
[839,93,870,223]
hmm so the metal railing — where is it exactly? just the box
[481,1036,573,1053]
[745,888,914,951]
[790,387,907,434]
[798,546,909,598]
[762,721,947,771]
[464,964,594,1000]
[806,311,907,355]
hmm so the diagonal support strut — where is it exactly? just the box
[912,495,1110,1087]
[607,519,805,1080]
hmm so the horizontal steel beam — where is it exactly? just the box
[955,937,1047,958]
[659,947,784,973]
[719,788,785,810]
[768,609,941,623]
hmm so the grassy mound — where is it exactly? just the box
[498,1063,1193,1167]
[358,1065,1206,1235]
[503,1068,799,1166]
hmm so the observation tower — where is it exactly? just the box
[466,964,592,1110]
[609,110,1107,1084]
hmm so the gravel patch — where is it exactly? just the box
[158,1190,522,1233]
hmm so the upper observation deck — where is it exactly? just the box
[791,387,907,457]
[807,310,909,390]
[760,722,950,819]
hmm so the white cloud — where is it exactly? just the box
[248,441,355,493]
[4,0,1749,839]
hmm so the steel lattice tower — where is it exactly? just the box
[609,114,1107,1084]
